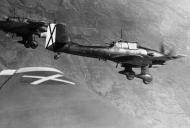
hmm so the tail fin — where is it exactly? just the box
[45,23,56,49]
[45,23,70,51]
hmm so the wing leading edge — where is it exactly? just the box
[0,67,142,128]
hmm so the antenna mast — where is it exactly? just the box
[13,8,16,17]
[120,28,123,40]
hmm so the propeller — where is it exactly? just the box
[159,41,165,54]
[167,48,175,56]
[159,42,186,59]
[159,42,174,56]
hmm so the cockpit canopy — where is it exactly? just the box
[112,40,138,50]
[6,17,29,22]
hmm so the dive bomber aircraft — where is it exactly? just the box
[44,23,185,84]
[0,16,47,49]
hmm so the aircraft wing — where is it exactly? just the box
[0,67,142,128]
[112,55,151,66]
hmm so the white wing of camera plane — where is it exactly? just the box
[0,67,142,128]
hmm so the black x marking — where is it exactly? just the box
[46,24,56,51]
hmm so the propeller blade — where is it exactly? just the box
[166,48,186,60]
[159,41,186,60]
[167,48,175,56]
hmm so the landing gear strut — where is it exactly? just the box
[136,65,153,84]
[21,35,38,49]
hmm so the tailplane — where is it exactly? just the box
[45,23,70,51]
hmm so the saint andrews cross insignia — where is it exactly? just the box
[0,67,75,86]
[45,23,56,50]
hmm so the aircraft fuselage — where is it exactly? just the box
[0,19,46,37]
[53,42,165,67]
[0,20,32,36]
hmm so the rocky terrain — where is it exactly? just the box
[0,0,190,128]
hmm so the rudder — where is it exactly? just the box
[45,23,70,51]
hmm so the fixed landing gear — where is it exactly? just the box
[136,66,153,84]
[19,38,38,49]
[54,53,61,60]
[120,65,153,84]
[143,75,153,84]
[29,41,38,49]
[23,41,38,49]
[24,42,30,48]
[20,35,39,49]
[137,74,153,84]
[119,67,135,80]
[126,72,135,80]
[126,71,135,80]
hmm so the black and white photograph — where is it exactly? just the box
[0,0,189,128]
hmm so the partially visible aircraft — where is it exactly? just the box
[0,16,47,49]
[0,67,134,128]
[44,23,185,84]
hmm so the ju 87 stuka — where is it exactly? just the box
[43,23,185,84]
